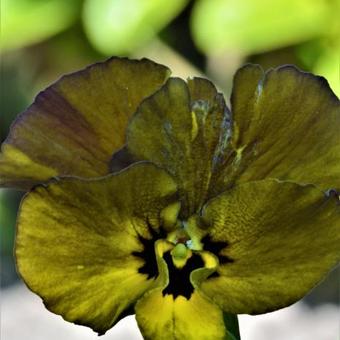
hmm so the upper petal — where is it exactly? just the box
[16,163,177,334]
[127,77,230,216]
[211,65,340,195]
[0,57,170,190]
[199,179,340,314]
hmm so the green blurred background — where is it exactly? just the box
[1,0,339,306]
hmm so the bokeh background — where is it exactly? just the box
[1,1,339,339]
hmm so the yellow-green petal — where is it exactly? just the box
[0,57,170,190]
[211,65,340,195]
[127,77,230,216]
[135,237,225,340]
[135,288,227,340]
[199,179,340,314]
[16,163,177,334]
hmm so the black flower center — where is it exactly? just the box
[132,221,234,299]
[201,234,234,279]
[201,234,234,265]
[161,251,204,299]
[132,221,166,279]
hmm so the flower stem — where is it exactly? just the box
[223,312,241,340]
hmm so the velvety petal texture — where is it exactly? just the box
[199,179,340,314]
[136,289,227,340]
[0,57,170,190]
[127,77,230,216]
[211,65,340,196]
[7,57,340,339]
[16,163,177,334]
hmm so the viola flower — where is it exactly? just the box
[1,57,339,339]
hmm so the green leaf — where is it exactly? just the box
[226,331,238,340]
[83,0,188,55]
[297,39,340,97]
[191,0,337,55]
[0,190,22,254]
[223,313,241,340]
[1,0,82,51]
[313,43,340,97]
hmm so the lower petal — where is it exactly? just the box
[135,288,226,340]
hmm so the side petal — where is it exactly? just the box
[199,179,340,314]
[127,77,231,216]
[16,163,177,334]
[212,65,340,195]
[0,57,170,190]
[135,288,227,340]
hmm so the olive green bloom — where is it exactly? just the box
[1,58,339,339]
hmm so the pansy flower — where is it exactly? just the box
[1,57,339,339]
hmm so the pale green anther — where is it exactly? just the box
[171,243,188,259]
